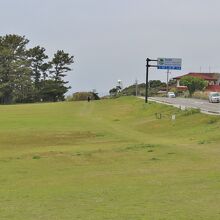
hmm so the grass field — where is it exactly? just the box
[1,97,220,219]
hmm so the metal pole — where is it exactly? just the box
[145,58,149,103]
[135,79,138,96]
[166,69,169,93]
[145,58,157,103]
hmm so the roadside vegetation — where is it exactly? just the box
[1,97,220,219]
[180,76,207,96]
[111,77,209,99]
[110,80,166,97]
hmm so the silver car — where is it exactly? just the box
[167,92,176,98]
[209,92,220,103]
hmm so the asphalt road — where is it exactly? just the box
[141,97,220,115]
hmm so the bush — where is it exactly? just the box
[182,108,201,116]
[67,92,100,101]
[180,76,207,96]
[192,91,209,100]
[33,155,41,159]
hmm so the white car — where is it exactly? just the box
[209,92,220,103]
[167,92,176,98]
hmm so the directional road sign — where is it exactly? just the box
[157,58,182,70]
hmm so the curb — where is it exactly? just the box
[147,97,220,116]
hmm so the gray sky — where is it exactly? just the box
[0,0,220,95]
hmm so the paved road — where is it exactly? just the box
[140,97,220,115]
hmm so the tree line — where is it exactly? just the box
[0,34,74,104]
[109,77,208,98]
[109,80,167,97]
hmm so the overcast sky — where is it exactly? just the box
[0,0,220,95]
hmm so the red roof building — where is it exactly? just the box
[173,72,220,92]
[206,85,220,92]
[174,72,218,84]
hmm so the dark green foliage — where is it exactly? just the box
[27,46,48,88]
[180,76,207,96]
[32,155,41,159]
[150,157,159,161]
[120,83,145,96]
[109,88,117,96]
[149,80,166,88]
[109,87,121,97]
[67,92,100,101]
[0,34,31,104]
[0,34,74,104]
[121,85,137,96]
[168,79,177,87]
[40,80,69,102]
[124,143,156,151]
[50,50,74,83]
[121,81,166,97]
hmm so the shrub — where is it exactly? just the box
[182,108,201,116]
[67,92,100,101]
[192,91,209,100]
[33,155,41,159]
[180,76,207,96]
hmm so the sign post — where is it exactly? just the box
[145,58,182,103]
[145,58,157,103]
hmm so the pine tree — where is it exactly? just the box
[0,34,31,104]
[49,50,74,101]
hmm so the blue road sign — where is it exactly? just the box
[157,58,182,70]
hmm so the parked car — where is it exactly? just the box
[209,92,220,103]
[167,92,176,98]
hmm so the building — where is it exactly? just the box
[173,72,220,92]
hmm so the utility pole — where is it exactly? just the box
[135,79,138,96]
[166,69,170,93]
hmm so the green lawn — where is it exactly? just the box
[1,97,220,219]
